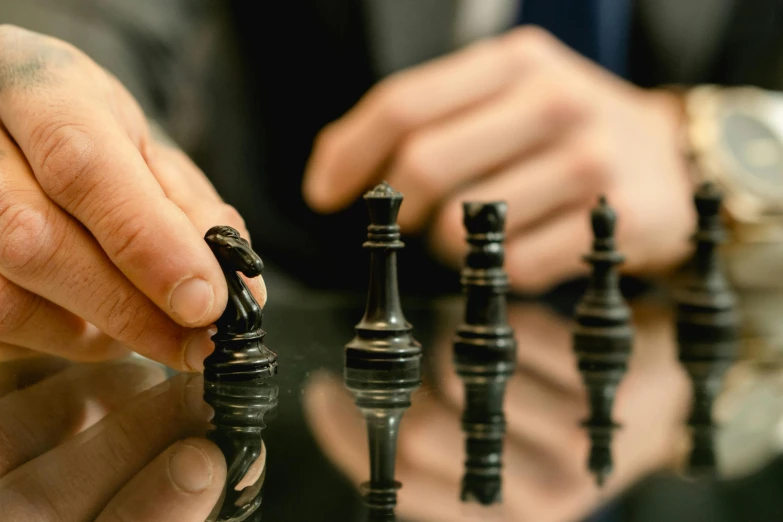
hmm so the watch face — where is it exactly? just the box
[721,112,783,197]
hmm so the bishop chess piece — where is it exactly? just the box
[453,202,516,505]
[573,197,633,486]
[675,182,739,477]
[345,183,422,522]
[203,225,279,522]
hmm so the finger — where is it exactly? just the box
[145,143,267,306]
[0,344,39,363]
[0,355,70,396]
[0,274,129,361]
[96,438,226,522]
[0,26,228,327]
[303,37,522,213]
[0,124,210,370]
[387,73,586,231]
[429,144,605,267]
[0,373,211,522]
[503,209,592,293]
[0,359,165,477]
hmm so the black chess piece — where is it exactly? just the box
[675,182,739,477]
[205,380,279,522]
[345,183,422,522]
[573,196,633,486]
[453,202,516,505]
[203,225,279,521]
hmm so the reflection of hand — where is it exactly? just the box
[304,27,694,292]
[305,303,690,522]
[0,357,226,521]
[0,25,264,370]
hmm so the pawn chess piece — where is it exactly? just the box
[203,225,279,522]
[675,182,739,477]
[573,197,633,486]
[345,183,422,522]
[453,202,516,505]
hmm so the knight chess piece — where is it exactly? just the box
[345,183,422,522]
[453,201,516,504]
[675,182,739,477]
[573,197,633,486]
[203,225,279,522]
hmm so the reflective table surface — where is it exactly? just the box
[2,279,783,522]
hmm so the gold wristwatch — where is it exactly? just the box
[685,85,783,289]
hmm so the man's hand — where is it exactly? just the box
[0,358,227,521]
[0,25,263,370]
[304,27,695,292]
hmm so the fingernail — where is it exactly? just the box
[184,327,217,372]
[170,278,214,325]
[169,444,213,493]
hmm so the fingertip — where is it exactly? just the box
[168,438,226,494]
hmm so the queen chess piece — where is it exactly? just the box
[345,183,422,521]
[453,202,517,504]
[203,225,279,521]
[573,197,633,486]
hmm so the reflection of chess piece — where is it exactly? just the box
[573,197,633,486]
[675,182,739,477]
[345,183,422,522]
[454,202,516,505]
[203,226,279,521]
[205,380,279,522]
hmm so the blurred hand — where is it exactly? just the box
[0,356,227,521]
[304,27,694,292]
[0,25,264,370]
[304,302,690,522]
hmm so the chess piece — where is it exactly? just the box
[345,183,422,521]
[573,196,633,486]
[203,225,279,521]
[205,380,279,522]
[675,182,739,477]
[204,226,278,382]
[453,202,516,505]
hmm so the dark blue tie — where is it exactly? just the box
[517,0,631,78]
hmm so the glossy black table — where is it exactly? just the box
[1,279,782,522]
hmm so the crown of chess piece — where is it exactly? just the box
[344,182,422,522]
[453,201,517,505]
[675,182,739,477]
[203,225,279,521]
[573,196,633,486]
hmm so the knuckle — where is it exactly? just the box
[0,199,54,274]
[96,287,153,344]
[539,81,587,126]
[28,117,103,203]
[374,79,419,131]
[0,277,42,337]
[502,26,556,65]
[567,140,611,194]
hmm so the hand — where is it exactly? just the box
[304,27,695,292]
[304,302,690,522]
[0,356,227,522]
[0,25,264,370]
